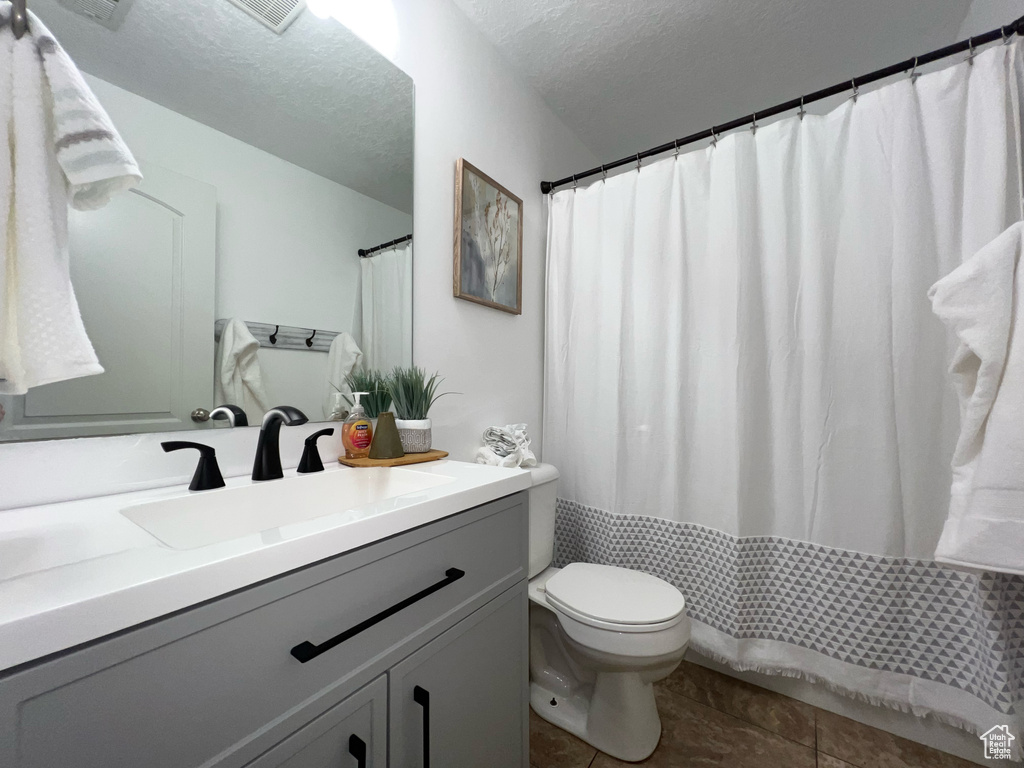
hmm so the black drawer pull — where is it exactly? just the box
[290,568,466,663]
[413,685,430,768]
[348,734,367,768]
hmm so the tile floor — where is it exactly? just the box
[529,661,980,768]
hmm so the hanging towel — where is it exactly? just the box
[33,14,142,210]
[930,221,1024,575]
[0,8,141,394]
[215,319,270,424]
[322,332,362,419]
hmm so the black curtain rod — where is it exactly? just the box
[540,14,1024,194]
[358,233,412,258]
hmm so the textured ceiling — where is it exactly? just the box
[32,0,414,212]
[450,0,975,162]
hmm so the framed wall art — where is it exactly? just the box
[453,158,523,314]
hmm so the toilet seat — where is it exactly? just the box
[544,563,686,634]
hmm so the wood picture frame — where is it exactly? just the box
[453,158,523,315]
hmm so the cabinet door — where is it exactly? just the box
[389,584,528,768]
[245,676,387,768]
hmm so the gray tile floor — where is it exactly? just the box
[529,661,978,768]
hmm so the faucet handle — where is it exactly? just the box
[298,428,335,474]
[162,441,226,491]
[210,404,248,427]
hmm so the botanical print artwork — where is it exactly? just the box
[454,160,522,314]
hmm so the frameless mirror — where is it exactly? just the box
[0,0,414,442]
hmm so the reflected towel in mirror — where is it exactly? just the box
[214,318,270,425]
[0,8,141,394]
[323,331,362,419]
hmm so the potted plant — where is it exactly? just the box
[342,369,392,425]
[387,367,452,453]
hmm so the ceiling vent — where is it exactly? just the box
[224,0,306,34]
[57,0,136,30]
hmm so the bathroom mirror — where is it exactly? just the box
[0,0,414,442]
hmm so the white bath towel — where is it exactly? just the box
[322,332,362,419]
[0,8,141,394]
[215,319,270,424]
[930,221,1024,575]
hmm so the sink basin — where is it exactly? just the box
[122,467,455,550]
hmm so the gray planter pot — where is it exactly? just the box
[395,418,432,453]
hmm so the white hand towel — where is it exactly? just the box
[930,221,1024,575]
[0,8,141,394]
[215,319,270,424]
[31,12,142,211]
[322,332,362,419]
[475,424,538,468]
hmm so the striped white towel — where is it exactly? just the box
[30,10,141,209]
[0,5,140,393]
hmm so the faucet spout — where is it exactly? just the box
[252,406,309,481]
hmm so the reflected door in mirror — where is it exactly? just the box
[0,163,217,441]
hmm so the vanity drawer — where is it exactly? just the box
[0,493,526,768]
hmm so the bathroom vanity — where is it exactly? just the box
[0,462,531,768]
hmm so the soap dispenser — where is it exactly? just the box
[342,392,374,459]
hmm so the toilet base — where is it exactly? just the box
[530,673,662,763]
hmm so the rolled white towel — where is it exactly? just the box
[475,423,538,468]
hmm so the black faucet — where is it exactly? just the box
[252,406,308,481]
[210,404,248,427]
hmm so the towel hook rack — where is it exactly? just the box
[12,0,28,39]
[269,325,279,345]
[305,329,316,348]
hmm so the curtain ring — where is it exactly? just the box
[710,128,719,148]
[674,139,681,158]
[798,95,806,120]
[850,79,858,102]
[968,37,976,65]
[601,165,608,181]
[305,329,316,348]
[909,56,920,83]
[750,112,757,134]
[1003,26,1012,45]
[269,325,279,345]
[636,153,642,172]
[572,174,578,190]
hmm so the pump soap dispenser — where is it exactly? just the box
[341,392,374,459]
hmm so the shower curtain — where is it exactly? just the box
[545,41,1024,737]
[359,241,412,371]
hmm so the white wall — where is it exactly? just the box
[84,75,412,420]
[958,0,1024,37]
[391,0,598,461]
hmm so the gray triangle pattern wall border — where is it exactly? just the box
[552,499,1024,715]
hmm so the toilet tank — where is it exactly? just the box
[527,463,560,578]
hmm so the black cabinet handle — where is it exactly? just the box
[290,568,466,663]
[348,734,367,768]
[413,686,430,768]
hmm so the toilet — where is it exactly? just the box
[527,464,691,762]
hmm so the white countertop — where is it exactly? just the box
[0,460,531,671]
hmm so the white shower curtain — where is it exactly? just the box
[359,241,412,371]
[545,41,1024,737]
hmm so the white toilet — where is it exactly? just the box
[527,464,691,763]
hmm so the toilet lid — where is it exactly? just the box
[544,563,686,627]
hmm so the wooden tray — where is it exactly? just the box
[338,449,449,468]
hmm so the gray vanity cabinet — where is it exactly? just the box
[0,492,528,768]
[389,583,528,768]
[246,676,387,768]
